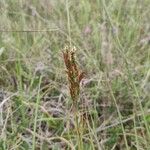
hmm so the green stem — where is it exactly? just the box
[74,101,83,150]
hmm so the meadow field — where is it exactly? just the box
[0,0,150,149]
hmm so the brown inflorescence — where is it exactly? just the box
[63,46,85,104]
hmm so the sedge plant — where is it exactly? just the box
[63,46,85,149]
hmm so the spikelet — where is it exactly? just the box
[63,46,85,103]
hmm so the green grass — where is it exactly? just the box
[0,0,150,149]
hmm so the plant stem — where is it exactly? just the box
[74,106,83,150]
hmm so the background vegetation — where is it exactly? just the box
[0,0,150,149]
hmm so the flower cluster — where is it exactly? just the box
[63,46,85,103]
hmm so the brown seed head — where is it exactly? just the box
[63,46,85,102]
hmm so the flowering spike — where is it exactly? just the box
[63,46,85,103]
